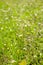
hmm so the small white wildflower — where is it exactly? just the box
[24,24,27,27]
[15,42,17,45]
[19,34,23,37]
[7,47,9,50]
[11,44,13,47]
[23,47,27,50]
[1,27,3,30]
[35,13,37,16]
[34,55,37,58]
[5,17,8,20]
[11,16,14,18]
[10,28,12,31]
[40,53,42,56]
[11,60,16,63]
[38,23,41,25]
[4,43,6,46]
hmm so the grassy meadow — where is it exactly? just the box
[0,0,43,65]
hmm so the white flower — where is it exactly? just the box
[10,28,12,31]
[34,55,37,58]
[24,25,27,27]
[41,9,43,12]
[34,13,37,16]
[19,34,23,37]
[11,60,16,63]
[40,53,42,56]
[5,17,8,20]
[1,27,3,30]
[11,16,14,18]
[23,47,27,50]
[7,47,9,50]
[4,43,6,46]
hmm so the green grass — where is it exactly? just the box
[0,0,43,65]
